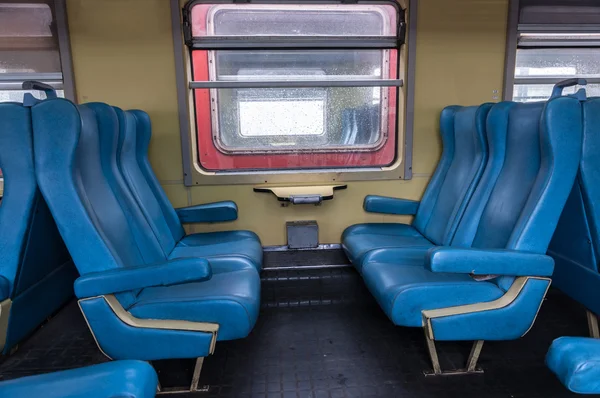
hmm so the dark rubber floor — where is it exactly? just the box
[0,263,595,397]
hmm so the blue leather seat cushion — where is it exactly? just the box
[0,360,157,398]
[361,262,505,327]
[547,336,600,394]
[169,230,262,272]
[0,276,9,300]
[129,269,260,341]
[342,223,434,270]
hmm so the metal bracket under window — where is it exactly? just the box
[254,184,347,205]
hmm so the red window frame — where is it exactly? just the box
[187,2,402,172]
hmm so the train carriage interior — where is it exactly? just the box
[1,0,600,397]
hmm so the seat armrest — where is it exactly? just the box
[176,201,238,223]
[74,258,212,298]
[0,275,9,300]
[425,247,554,277]
[363,195,420,215]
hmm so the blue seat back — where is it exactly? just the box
[127,110,185,242]
[86,103,167,262]
[0,102,75,352]
[0,104,38,297]
[413,104,491,245]
[578,99,600,259]
[113,109,182,256]
[32,99,168,307]
[548,98,600,314]
[452,98,583,290]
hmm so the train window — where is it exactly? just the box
[0,2,73,103]
[509,1,600,102]
[183,1,404,172]
[514,47,600,102]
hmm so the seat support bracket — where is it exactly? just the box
[0,298,12,354]
[587,310,600,338]
[423,332,484,376]
[156,357,209,394]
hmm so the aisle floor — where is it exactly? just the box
[0,266,593,397]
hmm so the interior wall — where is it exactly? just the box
[65,0,509,246]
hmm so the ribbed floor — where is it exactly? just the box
[0,262,590,397]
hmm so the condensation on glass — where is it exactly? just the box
[0,3,61,74]
[514,84,600,102]
[514,48,600,102]
[209,51,391,153]
[191,3,397,37]
[516,48,600,79]
[189,2,400,171]
[0,89,64,103]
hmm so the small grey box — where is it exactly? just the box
[286,221,318,249]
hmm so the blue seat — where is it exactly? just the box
[547,337,600,394]
[113,108,262,273]
[31,99,260,378]
[548,98,600,322]
[0,103,77,354]
[0,360,158,398]
[361,98,583,373]
[342,104,492,272]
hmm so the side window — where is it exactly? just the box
[184,1,405,172]
[0,1,73,103]
[510,1,600,102]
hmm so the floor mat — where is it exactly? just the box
[0,267,592,397]
[263,248,350,269]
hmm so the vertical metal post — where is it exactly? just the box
[502,0,520,101]
[190,357,204,391]
[466,340,484,372]
[403,0,418,180]
[425,331,442,375]
[53,0,78,102]
[587,310,600,338]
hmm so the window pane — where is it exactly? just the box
[191,3,397,37]
[515,48,600,79]
[210,86,390,152]
[513,83,600,102]
[0,4,53,38]
[0,89,65,103]
[238,96,325,137]
[0,3,60,74]
[204,49,392,153]
[215,50,386,80]
[0,49,61,74]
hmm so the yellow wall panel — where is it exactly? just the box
[66,0,509,246]
[190,178,430,246]
[162,184,190,209]
[66,0,183,182]
[412,0,508,175]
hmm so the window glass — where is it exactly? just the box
[192,3,397,37]
[0,89,64,103]
[515,48,600,79]
[513,47,600,102]
[0,2,64,104]
[208,50,391,153]
[0,3,60,74]
[513,83,600,102]
[0,3,53,37]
